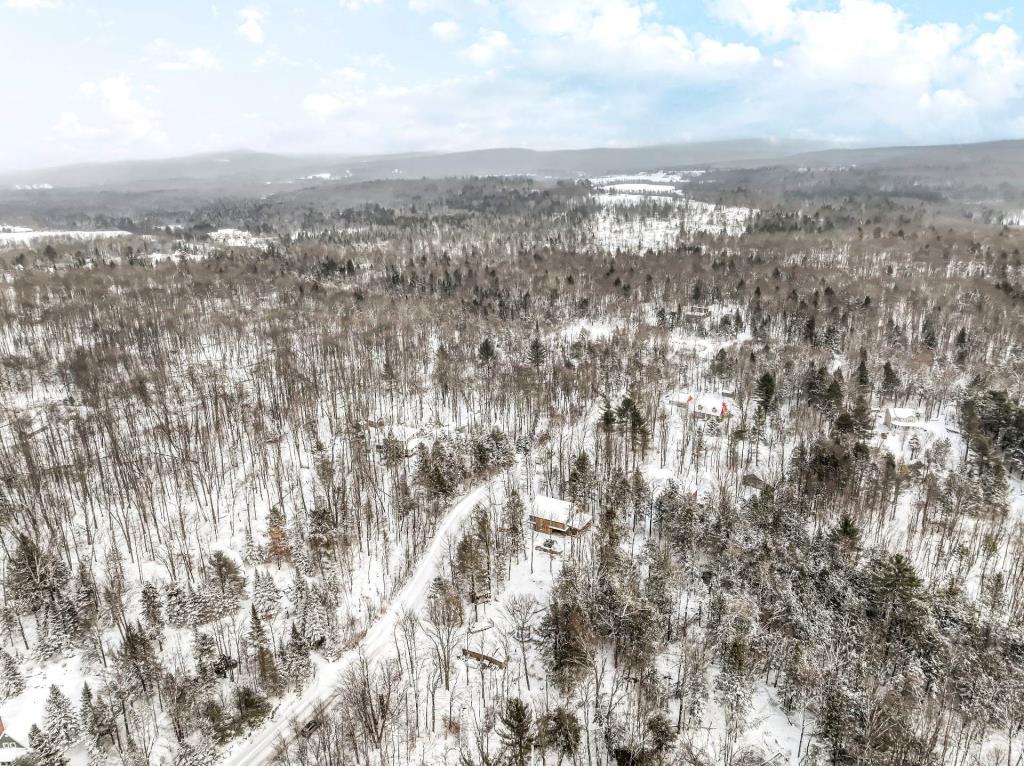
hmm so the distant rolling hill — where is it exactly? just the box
[0,140,822,193]
[740,139,1024,187]
[4,138,1024,210]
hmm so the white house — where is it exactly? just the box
[0,719,27,764]
[884,407,924,430]
[670,392,735,421]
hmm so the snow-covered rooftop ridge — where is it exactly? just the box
[531,495,592,526]
[883,406,924,423]
[888,406,921,420]
[532,494,571,523]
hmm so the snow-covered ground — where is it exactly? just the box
[208,229,275,249]
[591,170,706,186]
[588,177,754,252]
[0,227,132,249]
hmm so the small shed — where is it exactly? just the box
[529,495,592,536]
[742,473,766,490]
[462,628,507,669]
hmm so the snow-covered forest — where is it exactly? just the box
[2,168,1024,766]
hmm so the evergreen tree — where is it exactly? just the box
[283,624,313,690]
[881,361,900,401]
[140,582,163,637]
[248,608,282,694]
[31,723,69,766]
[501,491,525,555]
[164,582,189,627]
[266,507,291,568]
[252,571,281,618]
[194,631,219,681]
[79,682,98,743]
[299,590,332,651]
[538,567,593,693]
[247,604,268,652]
[35,601,72,660]
[527,337,546,369]
[566,451,594,507]
[542,706,580,766]
[0,648,25,699]
[208,552,246,601]
[955,326,969,364]
[242,530,264,566]
[755,371,776,418]
[851,393,873,437]
[44,684,80,748]
[175,740,216,766]
[71,569,98,633]
[856,349,871,388]
[5,534,69,614]
[478,337,496,364]
[497,697,534,766]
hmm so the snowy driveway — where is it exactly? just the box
[219,478,500,766]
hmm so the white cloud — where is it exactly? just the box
[431,20,460,41]
[76,76,167,144]
[510,0,761,78]
[964,25,1024,106]
[156,47,221,72]
[238,7,265,44]
[5,0,62,8]
[52,112,106,139]
[983,9,1013,23]
[712,0,794,42]
[708,0,1024,141]
[303,93,346,119]
[334,66,366,83]
[298,71,620,153]
[462,29,510,65]
[340,0,382,9]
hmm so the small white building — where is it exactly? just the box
[884,407,924,430]
[670,392,734,421]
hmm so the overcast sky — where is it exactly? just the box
[1,0,1022,171]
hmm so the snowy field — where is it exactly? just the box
[208,228,275,249]
[584,171,755,252]
[591,191,753,251]
[0,226,132,249]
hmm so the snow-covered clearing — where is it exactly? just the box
[0,228,133,249]
[589,187,754,252]
[208,229,275,249]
